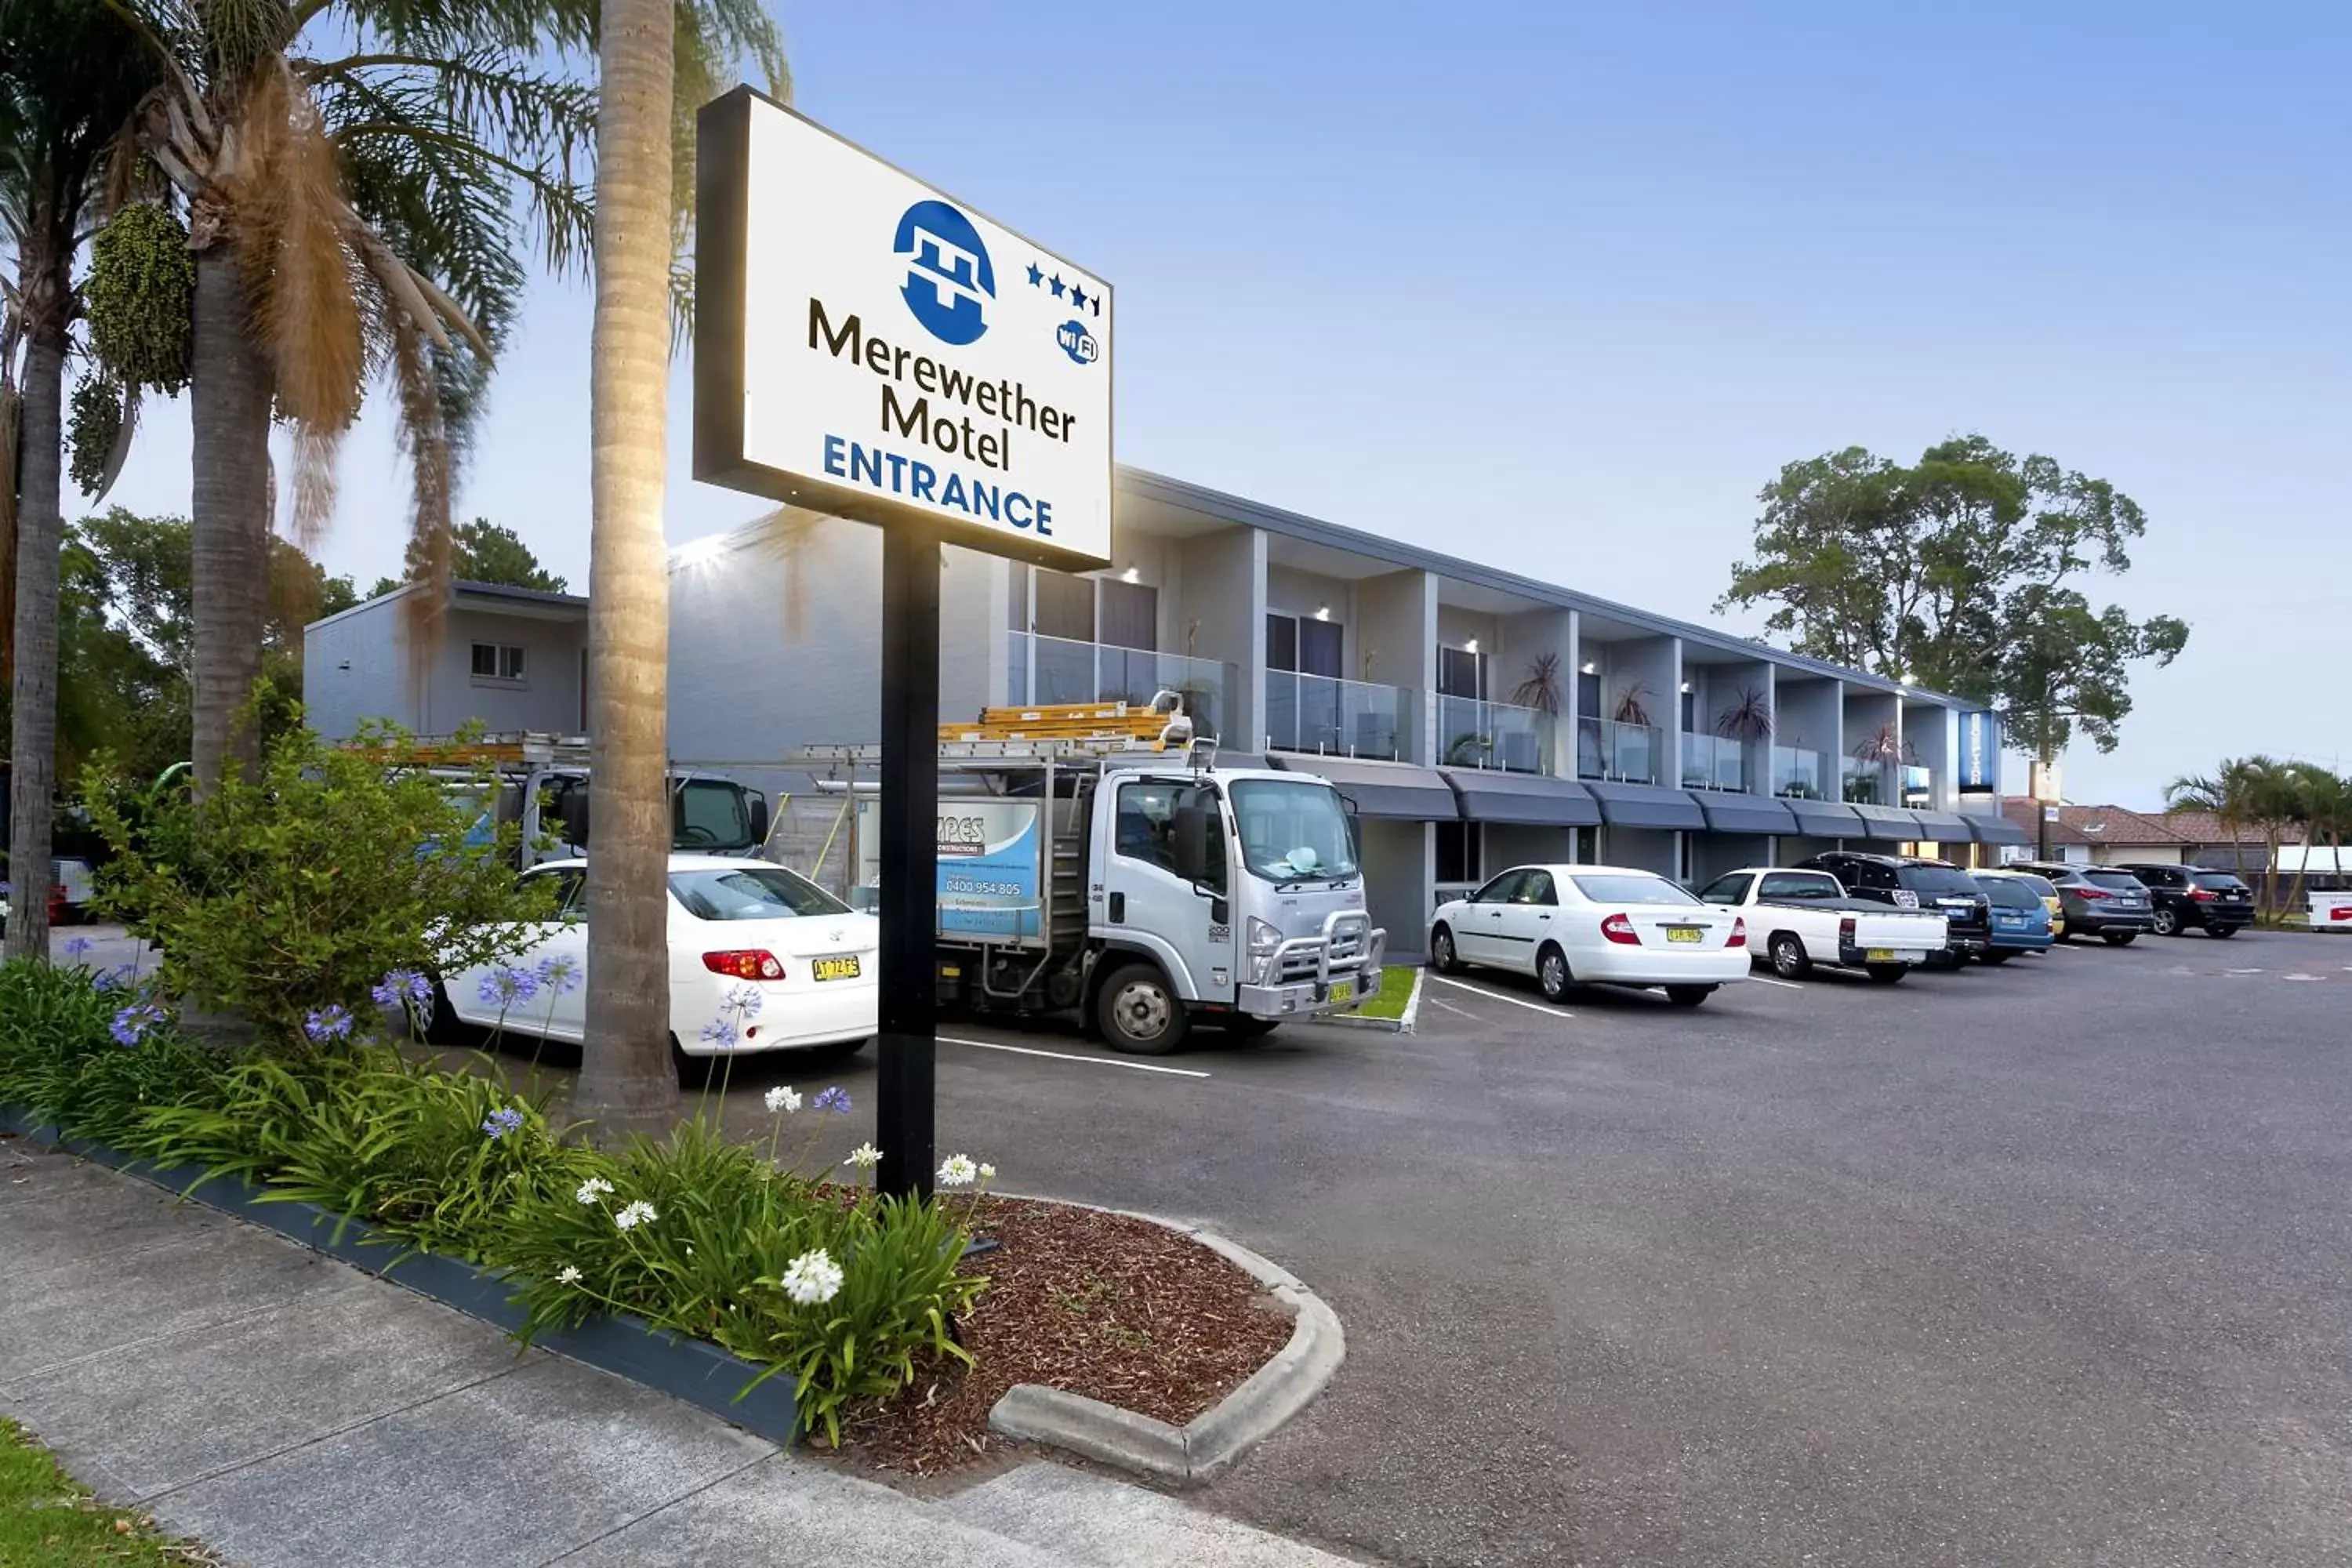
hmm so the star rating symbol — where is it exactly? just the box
[1025,261,1043,287]
[1048,273,1065,299]
[1025,259,1103,318]
[1069,285,1088,311]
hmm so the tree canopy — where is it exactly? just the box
[1717,436,2189,755]
[368,517,566,597]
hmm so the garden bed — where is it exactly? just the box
[843,1196,1294,1475]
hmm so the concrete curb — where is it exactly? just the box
[1301,967,1421,1035]
[985,1203,1345,1486]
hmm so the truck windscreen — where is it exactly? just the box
[1228,779,1361,882]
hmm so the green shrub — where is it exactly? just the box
[82,717,557,1051]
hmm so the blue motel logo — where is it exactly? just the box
[893,199,993,347]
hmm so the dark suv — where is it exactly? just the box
[1795,851,1991,966]
[2011,862,2155,944]
[2118,863,2257,938]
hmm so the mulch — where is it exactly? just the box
[833,1195,1294,1475]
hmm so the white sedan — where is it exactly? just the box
[441,855,877,1076]
[1428,863,1751,1007]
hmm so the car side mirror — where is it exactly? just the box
[747,795,771,847]
[1172,804,1211,886]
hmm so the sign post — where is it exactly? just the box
[693,89,1113,1200]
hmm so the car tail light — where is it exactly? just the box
[2189,887,2216,902]
[1728,917,1747,949]
[1840,916,1856,945]
[1601,913,1639,946]
[2074,886,2109,901]
[702,949,785,980]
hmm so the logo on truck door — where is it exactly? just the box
[1207,924,1230,945]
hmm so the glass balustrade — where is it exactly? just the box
[1436,695,1556,774]
[1576,717,1660,785]
[1265,672,1410,761]
[1680,732,1749,792]
[1005,633,1233,741]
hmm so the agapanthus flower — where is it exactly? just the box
[303,1005,354,1044]
[723,982,764,1017]
[110,1001,165,1047]
[556,1265,584,1287]
[63,937,91,959]
[978,1163,997,1182]
[481,1107,526,1139]
[937,1154,978,1188]
[575,1177,615,1206]
[811,1086,851,1116]
[534,954,583,996]
[844,1142,883,1171]
[477,967,539,1009]
[779,1248,845,1306]
[372,970,434,1012]
[699,1016,739,1049]
[614,1200,658,1231]
[93,964,136,993]
[764,1086,802,1115]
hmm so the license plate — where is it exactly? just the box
[1665,927,1704,945]
[1327,979,1355,1005]
[811,956,862,982]
[1865,948,1899,962]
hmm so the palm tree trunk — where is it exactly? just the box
[575,0,677,1136]
[188,244,274,797]
[4,308,67,964]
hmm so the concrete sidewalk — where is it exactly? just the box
[0,1137,1367,1568]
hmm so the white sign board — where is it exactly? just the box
[695,89,1112,570]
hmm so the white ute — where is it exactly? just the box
[1697,866,1950,985]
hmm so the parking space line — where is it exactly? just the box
[939,1035,1211,1078]
[1748,975,1804,991]
[1427,975,1573,1018]
[1425,996,1480,1019]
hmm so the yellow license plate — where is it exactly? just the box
[811,956,862,982]
[1865,948,1898,962]
[1665,927,1704,945]
[1327,980,1355,1004]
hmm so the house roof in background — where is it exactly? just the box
[1999,797,2281,848]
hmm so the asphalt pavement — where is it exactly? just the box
[681,930,2352,1567]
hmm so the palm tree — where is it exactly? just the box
[573,0,785,1134]
[98,0,597,794]
[1,0,155,963]
[2167,756,2296,911]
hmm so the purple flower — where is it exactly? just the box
[63,937,92,959]
[533,954,583,996]
[93,964,137,994]
[477,967,539,1010]
[811,1086,851,1116]
[303,1005,354,1044]
[372,969,434,1013]
[699,1016,739,1049]
[481,1107,526,1140]
[722,982,764,1018]
[110,1001,165,1047]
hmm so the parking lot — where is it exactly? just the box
[696,929,2352,1567]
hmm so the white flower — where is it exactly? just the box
[764,1086,802,1115]
[937,1154,978,1188]
[575,1177,615,1206]
[779,1247,845,1306]
[978,1163,996,1183]
[843,1142,883,1171]
[614,1200,658,1231]
[556,1265,583,1286]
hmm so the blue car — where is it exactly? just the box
[1973,873,2055,964]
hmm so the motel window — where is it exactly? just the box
[1436,820,1483,884]
[470,643,526,682]
[1033,569,1094,641]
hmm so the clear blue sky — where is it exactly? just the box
[103,0,2350,808]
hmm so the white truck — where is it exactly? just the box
[801,738,1387,1054]
[1696,866,1950,985]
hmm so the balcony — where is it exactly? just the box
[1841,758,1896,806]
[1265,672,1412,762]
[1008,633,1236,742]
[1436,695,1555,774]
[1577,717,1660,785]
[1680,732,1750,793]
[1900,764,1935,809]
[1772,745,1831,800]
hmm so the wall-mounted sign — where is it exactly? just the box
[1956,710,2000,792]
[695,89,1112,570]
[2029,760,2063,804]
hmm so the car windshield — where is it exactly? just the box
[669,865,846,920]
[1229,779,1360,882]
[1570,873,1700,906]
[2084,871,2146,892]
[2190,872,2249,891]
[673,780,753,848]
[1896,866,1983,897]
[1976,877,2041,909]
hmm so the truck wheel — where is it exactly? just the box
[1664,985,1714,1007]
[1096,962,1191,1055]
[1430,925,1461,973]
[1769,933,1811,980]
[1864,964,1907,985]
[2101,931,2137,946]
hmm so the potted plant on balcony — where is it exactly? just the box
[1612,682,1653,728]
[1846,723,1900,804]
[1511,652,1563,717]
[1712,686,1773,742]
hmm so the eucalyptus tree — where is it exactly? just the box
[95,0,595,793]
[0,0,155,962]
